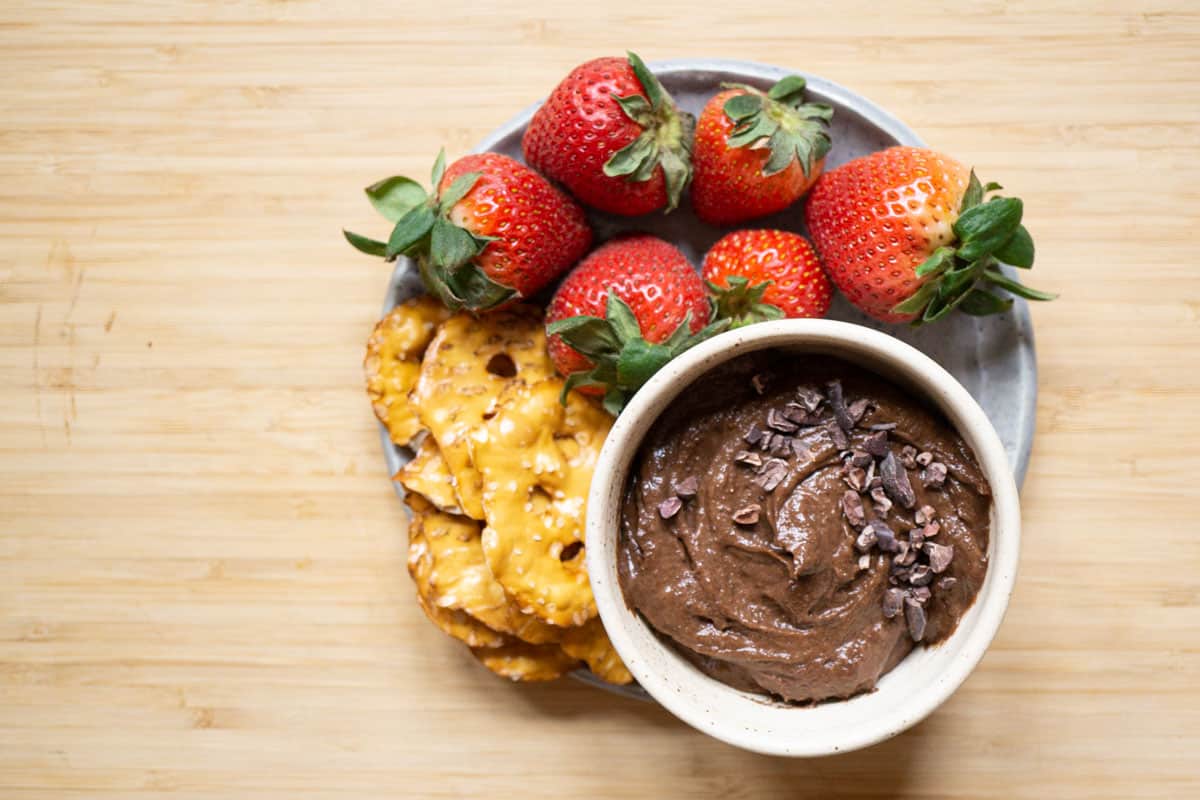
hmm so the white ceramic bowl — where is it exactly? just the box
[585,319,1021,756]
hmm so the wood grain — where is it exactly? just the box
[1,1,1198,797]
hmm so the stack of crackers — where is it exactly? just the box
[365,298,631,685]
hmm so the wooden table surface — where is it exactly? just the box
[2,1,1198,797]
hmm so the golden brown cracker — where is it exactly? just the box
[412,306,555,520]
[365,297,452,446]
[395,437,462,515]
[561,619,633,685]
[406,496,506,649]
[474,380,612,627]
[470,640,580,682]
[415,497,561,646]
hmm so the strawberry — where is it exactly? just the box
[344,150,591,311]
[691,75,832,225]
[523,52,694,216]
[545,235,727,413]
[702,229,832,326]
[804,146,1055,324]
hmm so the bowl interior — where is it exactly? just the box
[587,320,1021,756]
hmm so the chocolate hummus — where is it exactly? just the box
[617,352,992,704]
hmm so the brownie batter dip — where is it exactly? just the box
[618,352,992,704]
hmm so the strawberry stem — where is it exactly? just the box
[602,52,695,212]
[894,171,1055,325]
[548,290,730,414]
[722,75,832,178]
[706,276,785,328]
[343,150,516,311]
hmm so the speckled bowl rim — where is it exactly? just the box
[585,319,1021,756]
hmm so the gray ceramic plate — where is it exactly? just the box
[378,59,1037,700]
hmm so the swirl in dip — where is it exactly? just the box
[617,352,992,704]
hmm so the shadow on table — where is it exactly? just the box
[509,677,958,796]
[507,675,681,731]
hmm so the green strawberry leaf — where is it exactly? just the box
[365,176,428,222]
[891,280,940,316]
[343,229,387,257]
[723,93,763,121]
[604,291,642,343]
[984,181,1003,192]
[685,317,731,347]
[616,338,674,389]
[791,135,814,178]
[798,102,834,122]
[803,116,833,155]
[633,139,664,183]
[549,315,622,358]
[547,314,603,335]
[939,259,985,298]
[763,129,795,176]
[630,153,660,184]
[590,358,619,387]
[430,148,447,189]
[919,294,951,323]
[441,262,516,311]
[726,114,777,149]
[385,204,436,258]
[958,288,1014,316]
[604,133,656,178]
[960,170,984,212]
[984,268,1058,301]
[914,246,957,278]
[993,224,1035,268]
[707,276,784,327]
[767,75,807,103]
[437,171,481,213]
[560,371,608,404]
[416,255,465,310]
[954,197,1023,262]
[658,146,691,213]
[430,216,481,271]
[602,388,627,417]
[626,51,666,110]
[923,280,977,323]
[659,312,696,352]
[739,302,784,325]
[613,93,654,125]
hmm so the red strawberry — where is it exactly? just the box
[805,146,1055,324]
[523,52,693,216]
[344,150,591,311]
[692,75,832,225]
[702,229,832,326]
[546,235,727,413]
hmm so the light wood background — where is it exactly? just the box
[2,1,1198,797]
